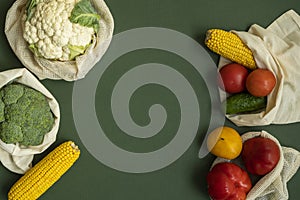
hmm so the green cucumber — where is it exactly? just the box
[224,93,267,115]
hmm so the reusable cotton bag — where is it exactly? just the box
[5,0,114,81]
[211,130,300,200]
[219,10,300,126]
[0,68,60,174]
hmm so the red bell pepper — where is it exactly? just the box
[241,137,280,176]
[207,162,252,200]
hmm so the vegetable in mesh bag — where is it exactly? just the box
[0,68,60,174]
[0,83,54,146]
[5,0,114,81]
[206,10,300,126]
[23,0,101,61]
[209,131,300,200]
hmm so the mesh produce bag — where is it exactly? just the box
[5,0,114,81]
[219,10,300,126]
[0,68,60,174]
[211,130,300,200]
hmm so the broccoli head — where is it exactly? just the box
[0,83,55,146]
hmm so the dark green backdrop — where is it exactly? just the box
[0,0,299,199]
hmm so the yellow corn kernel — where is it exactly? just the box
[8,141,80,200]
[205,29,257,70]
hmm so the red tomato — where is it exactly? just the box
[218,63,249,94]
[242,137,280,176]
[207,162,252,200]
[246,69,276,97]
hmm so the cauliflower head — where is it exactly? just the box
[23,0,101,61]
[0,83,54,146]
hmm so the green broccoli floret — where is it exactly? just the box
[21,126,44,146]
[2,84,24,105]
[0,122,23,144]
[23,87,46,102]
[5,103,27,126]
[0,83,55,146]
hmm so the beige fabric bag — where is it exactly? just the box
[212,130,300,200]
[219,10,300,126]
[5,0,114,81]
[0,68,60,174]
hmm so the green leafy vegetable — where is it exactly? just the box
[68,44,86,60]
[69,0,101,33]
[25,0,37,21]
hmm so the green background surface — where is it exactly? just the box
[0,0,300,199]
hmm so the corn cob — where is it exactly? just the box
[8,141,80,200]
[205,29,257,70]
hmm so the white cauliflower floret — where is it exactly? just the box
[69,23,94,46]
[23,0,99,61]
[24,21,39,44]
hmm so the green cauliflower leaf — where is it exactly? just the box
[68,44,87,60]
[25,0,38,21]
[69,0,101,33]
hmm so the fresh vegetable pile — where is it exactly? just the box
[1,0,105,198]
[206,127,281,200]
[0,83,54,146]
[203,28,297,199]
[219,63,276,115]
[23,0,101,61]
[2,1,300,199]
[206,29,277,115]
[0,68,79,199]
